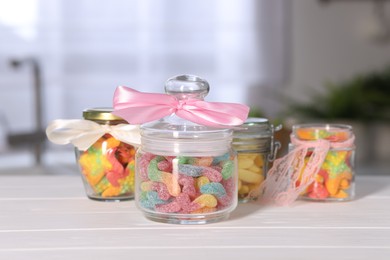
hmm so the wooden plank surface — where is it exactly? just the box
[0,167,389,260]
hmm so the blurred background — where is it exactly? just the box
[0,0,389,172]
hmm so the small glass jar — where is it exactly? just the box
[290,124,355,201]
[75,108,137,201]
[135,75,238,224]
[233,118,281,202]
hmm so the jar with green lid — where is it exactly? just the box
[134,75,239,224]
[75,108,137,201]
[233,118,281,202]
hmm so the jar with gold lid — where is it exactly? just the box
[74,108,138,201]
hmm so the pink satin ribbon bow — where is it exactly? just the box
[112,86,250,127]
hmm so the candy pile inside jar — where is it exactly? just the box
[77,133,136,199]
[137,152,236,214]
[237,153,265,199]
[292,124,355,201]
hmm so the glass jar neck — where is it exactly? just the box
[292,124,353,142]
[141,136,233,156]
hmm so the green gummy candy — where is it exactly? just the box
[147,156,164,181]
[221,160,234,180]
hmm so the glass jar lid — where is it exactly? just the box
[141,75,232,140]
[140,75,233,156]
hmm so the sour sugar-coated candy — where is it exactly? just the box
[136,153,236,216]
[77,135,136,200]
[196,176,210,190]
[200,182,227,198]
[192,194,218,208]
[179,175,197,198]
[178,164,203,177]
[139,190,169,209]
[158,160,172,172]
[221,160,234,180]
[201,166,222,182]
[151,182,171,200]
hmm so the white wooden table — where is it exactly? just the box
[0,165,389,260]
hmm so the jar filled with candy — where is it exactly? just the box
[119,75,244,224]
[75,108,138,201]
[290,124,355,201]
[233,118,281,202]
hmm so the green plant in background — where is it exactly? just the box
[288,66,390,122]
[248,107,265,118]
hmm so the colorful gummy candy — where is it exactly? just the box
[78,134,136,199]
[137,152,236,214]
[295,127,350,142]
[295,127,354,200]
[237,153,266,200]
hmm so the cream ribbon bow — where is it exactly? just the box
[46,119,140,151]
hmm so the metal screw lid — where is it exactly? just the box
[82,107,125,122]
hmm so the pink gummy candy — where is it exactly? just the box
[179,174,197,198]
[151,182,171,200]
[138,153,156,181]
[211,165,222,172]
[202,166,222,182]
[217,194,232,207]
[221,178,235,195]
[164,156,175,164]
[155,201,181,213]
[105,148,125,187]
[176,193,195,213]
[157,160,172,172]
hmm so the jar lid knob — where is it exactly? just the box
[165,74,209,100]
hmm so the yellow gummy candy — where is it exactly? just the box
[191,207,216,214]
[140,181,153,191]
[325,151,347,166]
[254,155,264,167]
[239,184,249,194]
[238,157,254,169]
[196,176,210,189]
[239,169,264,184]
[102,186,121,197]
[193,194,218,208]
[161,171,181,197]
[248,165,262,173]
[332,189,348,199]
[340,178,350,189]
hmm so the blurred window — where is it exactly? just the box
[0,0,288,124]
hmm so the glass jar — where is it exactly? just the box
[75,108,137,201]
[290,124,355,201]
[135,75,238,224]
[233,118,281,202]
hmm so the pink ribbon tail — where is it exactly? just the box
[112,86,249,127]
